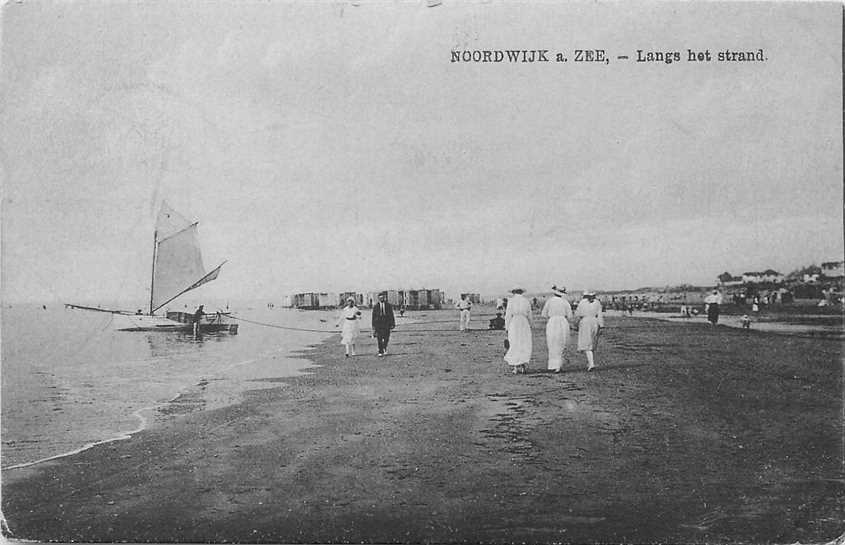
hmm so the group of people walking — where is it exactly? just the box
[336,288,604,374]
[504,286,604,374]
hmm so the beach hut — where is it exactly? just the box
[293,292,320,309]
[427,289,442,309]
[318,293,338,309]
[386,290,403,307]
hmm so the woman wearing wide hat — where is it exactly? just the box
[504,287,533,374]
[336,297,362,357]
[540,285,572,373]
[574,290,604,371]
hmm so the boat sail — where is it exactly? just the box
[67,202,237,333]
[149,203,223,314]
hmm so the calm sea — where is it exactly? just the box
[1,304,334,469]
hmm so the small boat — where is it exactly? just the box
[66,202,238,334]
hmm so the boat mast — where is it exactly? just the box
[149,229,158,315]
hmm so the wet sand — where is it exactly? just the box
[2,311,843,543]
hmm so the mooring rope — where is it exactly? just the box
[230,314,511,334]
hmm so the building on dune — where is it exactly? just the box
[741,270,784,284]
[821,260,844,279]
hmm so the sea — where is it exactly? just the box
[1,303,335,470]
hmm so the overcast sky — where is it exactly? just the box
[1,1,842,305]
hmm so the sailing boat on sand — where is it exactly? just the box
[66,202,238,334]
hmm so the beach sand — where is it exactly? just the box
[2,311,842,543]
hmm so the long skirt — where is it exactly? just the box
[545,316,569,370]
[577,316,600,352]
[340,319,360,345]
[504,315,532,366]
[707,303,720,325]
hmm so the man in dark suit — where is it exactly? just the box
[371,292,395,356]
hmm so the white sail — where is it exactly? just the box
[151,202,220,312]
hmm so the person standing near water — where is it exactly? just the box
[504,288,533,374]
[574,291,604,371]
[336,298,362,358]
[704,289,723,325]
[371,292,395,357]
[192,305,205,335]
[540,285,572,373]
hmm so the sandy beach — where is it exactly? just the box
[2,309,842,544]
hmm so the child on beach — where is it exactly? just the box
[741,315,751,329]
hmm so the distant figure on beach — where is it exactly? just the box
[504,288,533,374]
[456,294,472,331]
[541,285,572,373]
[336,298,362,357]
[704,289,723,325]
[495,298,504,312]
[399,304,405,318]
[575,291,604,371]
[741,314,751,329]
[752,296,760,313]
[192,305,205,334]
[489,312,505,330]
[371,293,395,357]
[136,309,143,315]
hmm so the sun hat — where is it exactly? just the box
[552,285,567,296]
[511,287,525,294]
[583,290,596,297]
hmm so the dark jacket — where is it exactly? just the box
[371,301,395,331]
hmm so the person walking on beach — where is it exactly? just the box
[704,289,723,325]
[540,285,572,373]
[371,292,395,357]
[504,287,533,374]
[456,294,472,331]
[336,297,362,358]
[575,291,604,371]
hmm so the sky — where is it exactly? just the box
[1,1,842,305]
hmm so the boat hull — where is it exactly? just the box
[113,313,238,334]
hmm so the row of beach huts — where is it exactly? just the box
[283,289,468,310]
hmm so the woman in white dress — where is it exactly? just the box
[504,288,533,374]
[574,290,604,371]
[336,298,362,358]
[540,285,572,373]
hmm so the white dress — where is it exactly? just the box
[337,306,361,345]
[575,299,604,352]
[541,296,572,370]
[504,294,532,366]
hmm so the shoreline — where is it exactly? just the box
[609,308,844,338]
[2,311,842,543]
[1,321,332,471]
